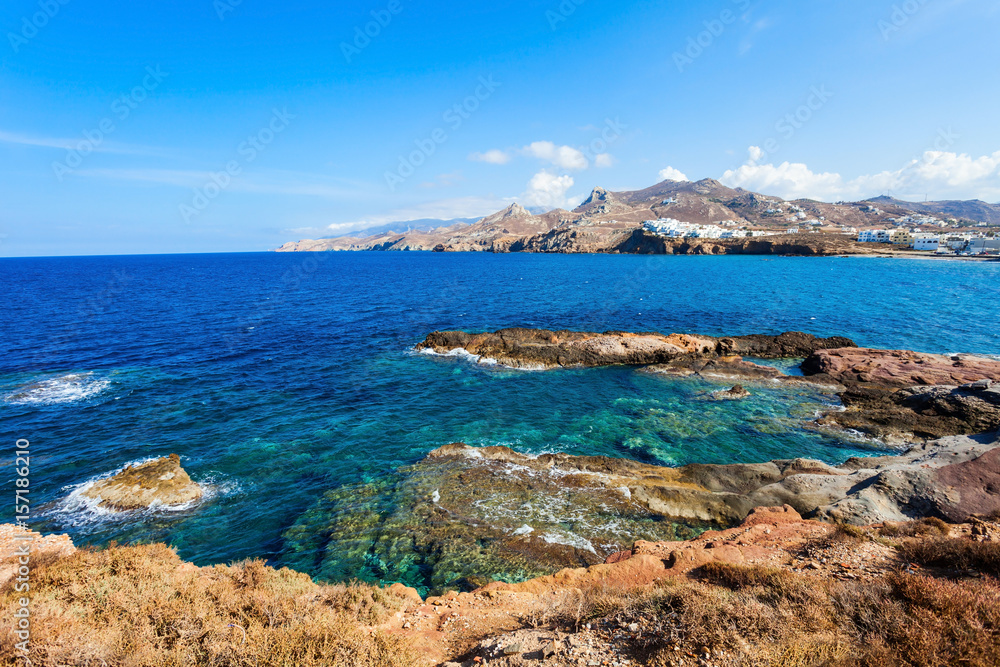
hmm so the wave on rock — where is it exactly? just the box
[4,372,112,406]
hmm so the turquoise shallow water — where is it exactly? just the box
[1,252,998,586]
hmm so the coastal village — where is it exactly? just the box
[641,198,1000,256]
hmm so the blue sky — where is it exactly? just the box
[2,0,999,256]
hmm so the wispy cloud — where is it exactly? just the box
[77,167,371,198]
[0,129,182,159]
[739,17,773,56]
[469,149,512,164]
[469,140,602,171]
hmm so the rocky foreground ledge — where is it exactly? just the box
[428,434,1000,528]
[417,328,1000,442]
[5,508,1000,666]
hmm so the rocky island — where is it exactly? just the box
[81,454,203,510]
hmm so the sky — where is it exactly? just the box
[1,0,999,256]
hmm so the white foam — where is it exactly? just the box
[540,531,598,555]
[42,461,239,529]
[512,525,534,536]
[416,347,548,371]
[4,372,111,406]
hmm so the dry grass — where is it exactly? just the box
[878,517,951,539]
[898,537,1000,577]
[0,543,420,667]
[551,562,1000,667]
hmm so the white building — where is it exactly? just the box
[858,230,892,243]
[913,235,941,251]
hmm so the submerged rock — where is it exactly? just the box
[712,385,751,400]
[281,446,709,596]
[425,438,1000,528]
[283,431,1000,593]
[81,454,203,510]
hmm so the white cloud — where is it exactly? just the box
[470,141,599,171]
[523,170,576,208]
[469,149,512,165]
[658,167,689,182]
[521,141,589,170]
[721,146,1000,202]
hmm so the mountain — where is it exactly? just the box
[864,196,1000,225]
[275,178,997,254]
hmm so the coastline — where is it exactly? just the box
[841,250,1000,262]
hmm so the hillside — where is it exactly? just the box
[865,195,1000,225]
[276,178,997,254]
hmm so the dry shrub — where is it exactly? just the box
[0,543,418,667]
[831,522,869,542]
[898,537,1000,576]
[557,562,1000,667]
[878,517,951,538]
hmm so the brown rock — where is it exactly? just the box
[81,454,203,510]
[387,582,424,605]
[802,348,1000,388]
[713,385,751,400]
[417,328,854,370]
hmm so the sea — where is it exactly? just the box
[2,252,999,590]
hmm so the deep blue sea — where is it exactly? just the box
[2,252,999,588]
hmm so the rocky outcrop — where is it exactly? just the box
[81,454,203,510]
[0,524,76,585]
[429,434,1000,529]
[613,229,877,256]
[416,328,855,370]
[801,348,1000,388]
[712,385,751,400]
[819,381,1000,442]
[800,349,1000,441]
